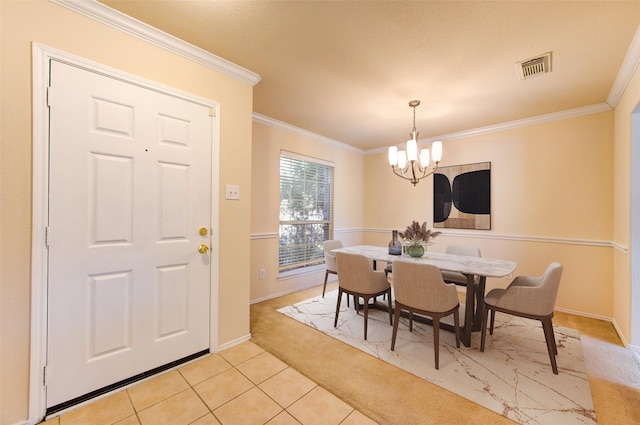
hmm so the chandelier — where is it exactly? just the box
[387,100,442,186]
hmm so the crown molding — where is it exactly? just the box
[50,0,261,86]
[253,112,364,154]
[608,24,640,107]
[256,102,612,157]
[367,103,613,155]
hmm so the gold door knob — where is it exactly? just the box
[198,244,209,254]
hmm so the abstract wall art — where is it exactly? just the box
[433,162,491,230]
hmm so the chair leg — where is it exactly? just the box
[390,304,402,351]
[480,305,490,352]
[541,318,559,374]
[363,296,369,340]
[386,289,393,326]
[489,309,496,335]
[433,315,441,370]
[334,288,343,328]
[550,318,558,355]
[322,270,329,298]
[453,308,461,348]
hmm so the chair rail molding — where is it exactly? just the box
[364,228,624,252]
[250,228,362,240]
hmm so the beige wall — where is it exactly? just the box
[364,112,614,317]
[250,122,364,302]
[0,1,254,423]
[250,110,618,321]
[613,59,640,345]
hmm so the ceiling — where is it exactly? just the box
[100,1,640,151]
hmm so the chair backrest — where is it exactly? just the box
[323,240,343,272]
[441,245,481,284]
[506,262,563,316]
[335,252,388,294]
[392,260,459,313]
[445,245,481,258]
[534,262,564,315]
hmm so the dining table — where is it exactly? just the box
[331,245,517,347]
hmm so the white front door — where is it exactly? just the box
[46,60,213,408]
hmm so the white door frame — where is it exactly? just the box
[30,43,220,423]
[632,106,640,351]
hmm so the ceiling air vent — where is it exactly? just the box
[516,52,552,80]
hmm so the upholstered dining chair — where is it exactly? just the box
[441,245,481,285]
[390,260,460,370]
[334,252,392,340]
[480,262,564,374]
[322,240,343,298]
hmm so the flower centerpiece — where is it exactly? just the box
[399,220,441,257]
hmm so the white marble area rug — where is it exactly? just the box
[278,290,596,425]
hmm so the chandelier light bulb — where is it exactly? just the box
[388,146,398,166]
[397,150,408,169]
[432,141,443,162]
[420,149,430,168]
[406,139,418,162]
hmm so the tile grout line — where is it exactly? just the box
[176,365,221,425]
[123,389,142,424]
[179,352,296,425]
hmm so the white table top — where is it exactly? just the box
[332,245,516,278]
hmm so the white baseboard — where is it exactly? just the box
[251,279,334,305]
[554,306,612,322]
[610,318,630,347]
[217,334,252,352]
[554,307,637,350]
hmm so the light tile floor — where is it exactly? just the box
[42,341,376,425]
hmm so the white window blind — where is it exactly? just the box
[279,151,334,272]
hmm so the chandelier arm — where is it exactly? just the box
[391,166,416,183]
[387,99,442,186]
[391,166,409,179]
[414,163,440,182]
[410,161,419,184]
[390,161,440,186]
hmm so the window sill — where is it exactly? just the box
[278,264,324,281]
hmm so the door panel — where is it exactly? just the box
[46,60,213,408]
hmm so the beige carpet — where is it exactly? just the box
[580,334,640,389]
[278,290,596,425]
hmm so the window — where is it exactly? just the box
[279,151,334,272]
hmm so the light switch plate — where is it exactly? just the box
[225,184,240,200]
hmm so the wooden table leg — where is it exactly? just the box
[473,276,487,331]
[462,273,475,347]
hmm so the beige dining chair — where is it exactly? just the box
[480,262,564,374]
[390,260,460,370]
[334,252,392,340]
[441,245,481,285]
[322,240,343,298]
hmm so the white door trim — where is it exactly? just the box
[30,43,220,423]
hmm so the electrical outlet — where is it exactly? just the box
[259,268,266,279]
[225,184,240,200]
